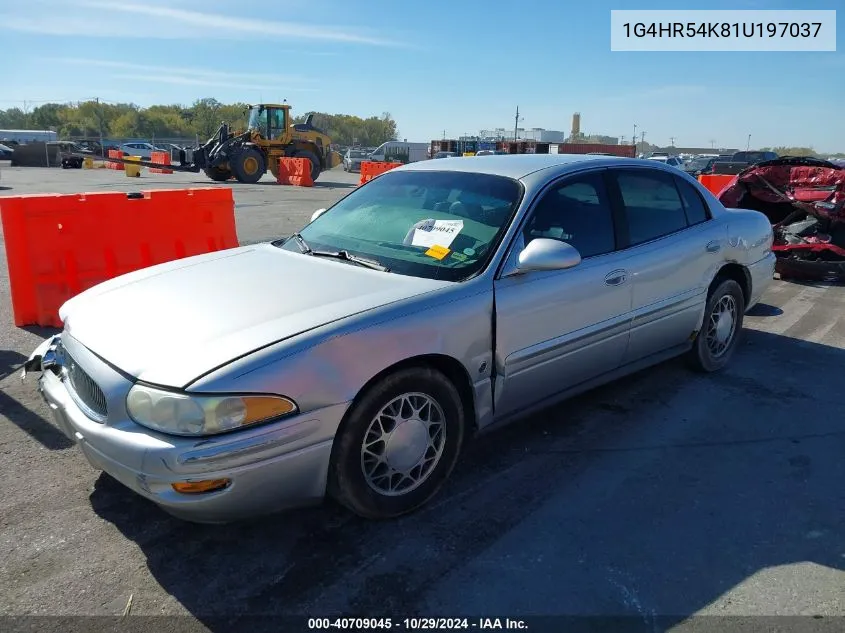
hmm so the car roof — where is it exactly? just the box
[400,153,647,179]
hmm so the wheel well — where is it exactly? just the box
[345,355,478,436]
[711,262,751,305]
[292,142,322,164]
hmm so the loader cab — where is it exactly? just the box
[246,104,289,141]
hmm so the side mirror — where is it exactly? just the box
[516,238,582,273]
[310,208,327,222]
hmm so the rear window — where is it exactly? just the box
[615,170,689,245]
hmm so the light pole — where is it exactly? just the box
[746,134,751,151]
[633,124,638,149]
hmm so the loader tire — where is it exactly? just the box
[204,167,232,182]
[294,150,321,182]
[232,147,266,184]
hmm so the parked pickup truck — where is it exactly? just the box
[712,150,779,175]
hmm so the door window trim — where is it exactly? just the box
[495,166,624,280]
[671,174,714,224]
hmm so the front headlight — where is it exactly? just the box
[126,384,298,436]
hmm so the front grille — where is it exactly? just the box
[63,349,108,421]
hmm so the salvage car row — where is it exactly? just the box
[24,153,806,523]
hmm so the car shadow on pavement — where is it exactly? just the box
[88,328,845,631]
[0,348,74,450]
[313,181,358,190]
[746,303,784,317]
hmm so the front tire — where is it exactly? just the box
[328,367,465,519]
[231,147,266,184]
[204,166,232,182]
[687,278,745,372]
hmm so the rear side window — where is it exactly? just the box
[674,178,710,226]
[615,170,688,246]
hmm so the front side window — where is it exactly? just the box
[278,170,523,282]
[614,170,689,245]
[523,172,616,258]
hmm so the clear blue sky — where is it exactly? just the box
[1,0,843,152]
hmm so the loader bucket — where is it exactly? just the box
[328,150,343,169]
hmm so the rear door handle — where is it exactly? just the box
[706,240,721,253]
[604,269,629,286]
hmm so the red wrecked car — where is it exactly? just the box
[718,157,845,281]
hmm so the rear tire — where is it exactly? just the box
[687,278,745,373]
[231,147,266,184]
[204,166,232,182]
[328,367,465,520]
[293,150,321,181]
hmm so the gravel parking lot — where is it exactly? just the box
[0,165,843,631]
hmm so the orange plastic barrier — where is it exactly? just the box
[149,151,173,174]
[359,161,403,185]
[698,174,736,196]
[276,157,313,187]
[1,188,238,327]
[106,149,123,170]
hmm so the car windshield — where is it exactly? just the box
[278,170,524,282]
[349,151,367,158]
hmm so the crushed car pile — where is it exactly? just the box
[718,157,845,281]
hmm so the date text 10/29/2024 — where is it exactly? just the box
[308,618,528,630]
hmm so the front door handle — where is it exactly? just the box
[706,240,721,253]
[604,269,629,286]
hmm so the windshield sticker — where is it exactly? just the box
[450,251,468,262]
[404,219,464,249]
[424,244,451,260]
[463,247,476,256]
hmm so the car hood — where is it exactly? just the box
[60,244,450,388]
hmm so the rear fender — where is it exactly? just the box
[722,208,775,265]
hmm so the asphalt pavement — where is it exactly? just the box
[0,164,843,632]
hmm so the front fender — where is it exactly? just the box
[189,285,496,425]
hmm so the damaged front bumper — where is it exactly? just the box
[23,333,343,523]
[21,335,61,382]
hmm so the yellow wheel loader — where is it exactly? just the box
[88,104,343,184]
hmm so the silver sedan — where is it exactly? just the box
[342,149,368,172]
[25,154,776,523]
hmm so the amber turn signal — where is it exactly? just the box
[171,479,231,495]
